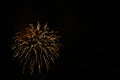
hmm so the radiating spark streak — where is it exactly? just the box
[47,47,58,59]
[38,59,41,73]
[13,46,25,58]
[11,21,62,75]
[18,47,28,60]
[48,54,55,63]
[43,55,49,71]
[42,48,50,62]
[39,52,42,73]
[33,48,37,63]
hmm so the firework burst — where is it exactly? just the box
[11,21,62,75]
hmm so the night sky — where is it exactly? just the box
[0,1,100,80]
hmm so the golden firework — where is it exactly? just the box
[11,21,62,75]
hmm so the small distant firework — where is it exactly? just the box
[11,21,62,75]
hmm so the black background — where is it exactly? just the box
[0,0,100,80]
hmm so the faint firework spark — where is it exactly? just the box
[11,21,62,75]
